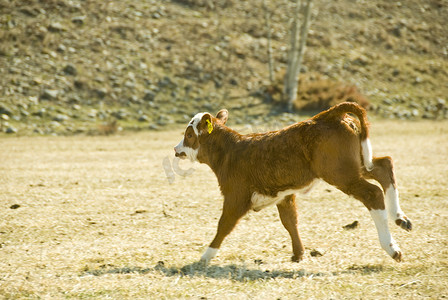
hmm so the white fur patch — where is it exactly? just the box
[385,184,405,221]
[251,182,316,211]
[174,138,199,162]
[361,138,374,171]
[189,112,206,136]
[200,247,218,263]
[369,209,401,258]
[174,112,207,162]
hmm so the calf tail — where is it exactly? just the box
[322,102,374,171]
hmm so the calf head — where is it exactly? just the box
[174,109,228,162]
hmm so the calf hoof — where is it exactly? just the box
[395,216,412,232]
[291,254,303,262]
[392,251,402,262]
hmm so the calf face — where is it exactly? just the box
[174,110,228,162]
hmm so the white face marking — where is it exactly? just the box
[385,184,405,221]
[200,247,218,264]
[369,209,401,258]
[251,181,317,211]
[174,138,199,162]
[174,112,207,162]
[361,138,374,171]
[189,112,206,136]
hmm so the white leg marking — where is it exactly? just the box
[369,209,401,258]
[200,247,218,263]
[385,184,405,221]
[361,138,374,171]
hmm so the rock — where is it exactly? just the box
[409,102,420,109]
[97,111,107,120]
[28,96,39,105]
[157,115,173,126]
[343,220,359,230]
[20,109,29,117]
[10,204,20,209]
[149,124,159,130]
[158,76,175,88]
[391,25,402,37]
[124,81,135,89]
[112,110,128,120]
[422,112,433,119]
[87,109,97,118]
[50,121,61,128]
[32,108,46,117]
[144,91,156,101]
[0,105,13,116]
[48,22,67,32]
[57,44,66,52]
[72,16,86,25]
[5,126,17,134]
[436,98,446,108]
[310,248,325,257]
[411,109,419,117]
[229,78,238,86]
[382,99,393,106]
[53,114,69,123]
[138,115,149,122]
[63,64,77,76]
[74,80,87,90]
[94,88,107,98]
[40,89,59,100]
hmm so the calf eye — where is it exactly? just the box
[187,133,193,139]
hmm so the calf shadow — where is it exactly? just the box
[84,261,384,282]
[154,261,325,282]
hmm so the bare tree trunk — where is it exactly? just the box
[263,0,274,83]
[284,0,301,106]
[284,0,313,112]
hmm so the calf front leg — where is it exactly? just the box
[200,196,250,264]
[277,195,305,262]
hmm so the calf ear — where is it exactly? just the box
[198,113,214,135]
[216,109,228,125]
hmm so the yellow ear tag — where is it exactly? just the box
[206,119,213,134]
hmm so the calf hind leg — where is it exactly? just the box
[277,195,305,262]
[365,157,412,232]
[338,178,403,261]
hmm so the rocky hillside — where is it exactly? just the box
[0,0,447,135]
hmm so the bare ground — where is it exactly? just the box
[1,120,447,299]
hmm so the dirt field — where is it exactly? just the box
[1,120,447,299]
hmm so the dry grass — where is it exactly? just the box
[1,120,447,299]
[266,71,371,112]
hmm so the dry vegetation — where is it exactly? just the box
[1,119,447,298]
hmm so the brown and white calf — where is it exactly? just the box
[174,102,412,264]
